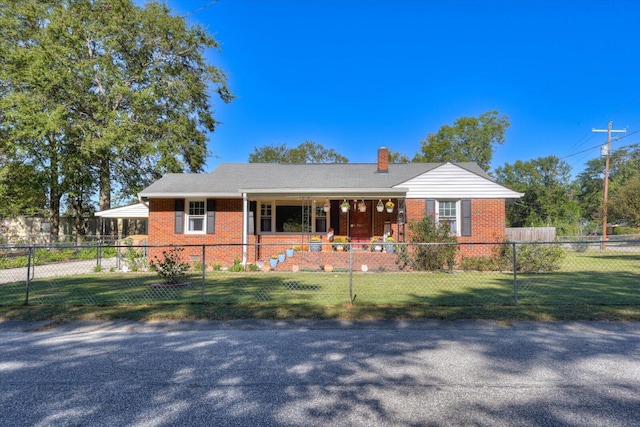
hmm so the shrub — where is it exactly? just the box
[571,241,589,253]
[397,216,457,271]
[499,243,565,272]
[149,247,190,284]
[459,255,504,272]
[228,258,244,272]
[613,226,640,235]
[123,238,146,272]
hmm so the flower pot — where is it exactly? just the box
[256,260,265,270]
[269,258,278,268]
[373,244,382,252]
[384,243,395,254]
[286,248,294,258]
[386,207,393,213]
[310,242,321,252]
[341,206,349,213]
[278,253,286,262]
[334,245,344,252]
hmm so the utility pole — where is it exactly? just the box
[592,121,626,250]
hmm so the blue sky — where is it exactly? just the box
[165,0,640,175]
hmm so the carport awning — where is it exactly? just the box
[94,203,149,219]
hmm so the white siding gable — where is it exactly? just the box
[397,163,524,199]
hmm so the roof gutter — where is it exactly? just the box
[239,187,409,198]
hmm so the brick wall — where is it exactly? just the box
[148,197,507,265]
[404,198,505,257]
[148,198,246,265]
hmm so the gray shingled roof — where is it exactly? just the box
[139,162,491,197]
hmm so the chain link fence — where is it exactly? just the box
[0,240,638,307]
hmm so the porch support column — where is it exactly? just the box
[242,192,248,266]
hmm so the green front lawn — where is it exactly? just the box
[0,249,638,322]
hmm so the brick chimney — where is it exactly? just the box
[377,147,389,174]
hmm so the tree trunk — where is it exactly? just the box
[48,134,61,243]
[99,157,111,211]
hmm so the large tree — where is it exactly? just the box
[608,172,640,227]
[414,111,510,171]
[0,0,232,237]
[249,141,348,163]
[576,145,640,226]
[494,156,581,235]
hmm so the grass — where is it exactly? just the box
[0,249,639,323]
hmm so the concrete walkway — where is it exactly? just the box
[0,257,118,284]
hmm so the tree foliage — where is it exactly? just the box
[388,150,410,163]
[608,172,640,227]
[249,141,348,163]
[575,145,640,226]
[0,161,47,217]
[0,0,231,236]
[494,156,581,235]
[413,111,510,171]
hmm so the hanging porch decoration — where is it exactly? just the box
[376,199,384,213]
[385,199,395,213]
[340,200,350,213]
[358,200,367,212]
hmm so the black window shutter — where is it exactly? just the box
[206,199,216,234]
[425,199,436,221]
[461,199,472,236]
[174,199,184,234]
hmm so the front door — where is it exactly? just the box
[350,201,371,246]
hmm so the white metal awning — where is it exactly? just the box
[94,203,149,219]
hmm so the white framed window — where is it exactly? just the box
[260,203,272,232]
[438,200,459,236]
[258,200,328,234]
[186,200,206,234]
[314,205,328,233]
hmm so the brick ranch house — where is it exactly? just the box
[137,147,523,268]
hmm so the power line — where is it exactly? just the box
[559,129,640,160]
[182,1,218,17]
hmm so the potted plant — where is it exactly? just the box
[370,237,383,252]
[332,236,349,252]
[384,236,395,254]
[309,236,322,252]
[323,200,331,212]
[269,255,278,268]
[385,199,395,213]
[358,200,367,212]
[376,199,384,212]
[256,259,265,270]
[286,248,295,257]
[340,200,350,213]
[278,252,286,262]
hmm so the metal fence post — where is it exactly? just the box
[201,244,206,303]
[348,243,354,306]
[512,242,518,305]
[24,246,33,306]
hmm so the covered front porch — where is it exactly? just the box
[239,189,408,265]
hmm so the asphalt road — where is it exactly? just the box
[0,320,639,427]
